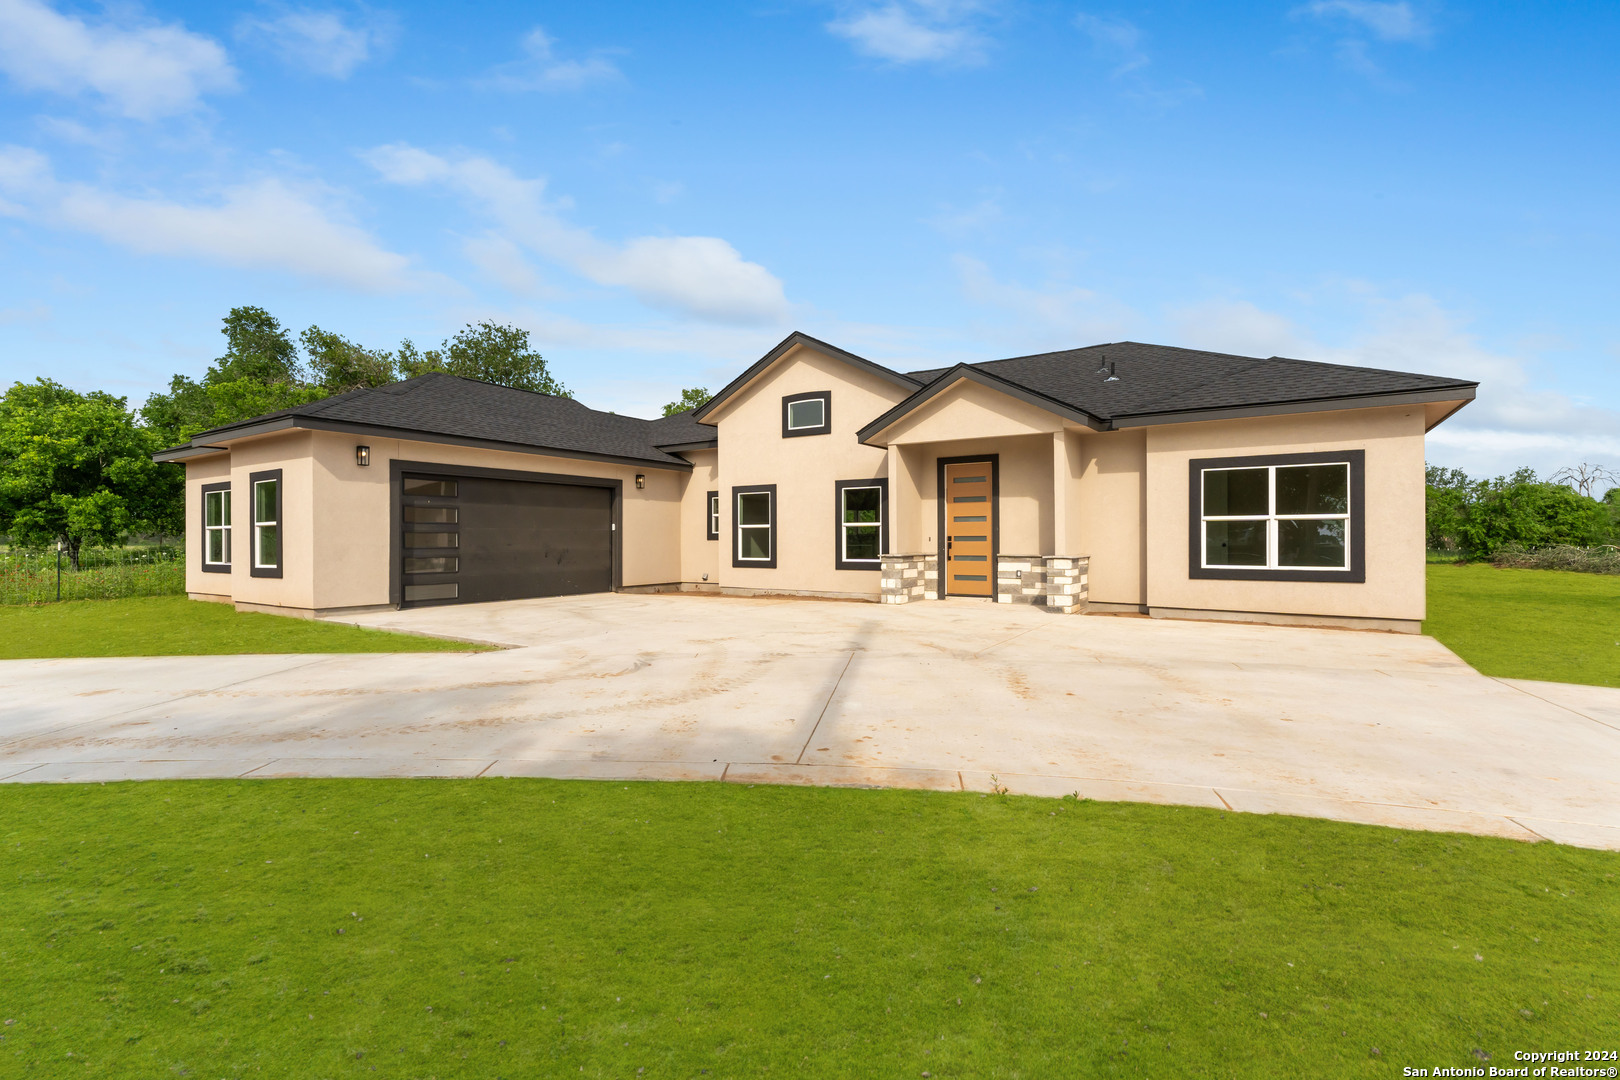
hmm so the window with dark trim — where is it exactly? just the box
[1188,450,1365,583]
[705,490,719,541]
[782,391,831,437]
[834,478,887,571]
[248,469,283,579]
[201,481,231,573]
[732,484,776,568]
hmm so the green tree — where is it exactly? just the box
[301,326,399,394]
[400,321,568,396]
[0,380,182,566]
[662,387,712,417]
[1455,475,1611,557]
[1424,464,1472,551]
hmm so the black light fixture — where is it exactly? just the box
[635,474,645,489]
[356,445,371,467]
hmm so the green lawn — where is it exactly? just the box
[1,780,1614,1078]
[0,596,488,658]
[1425,563,1620,687]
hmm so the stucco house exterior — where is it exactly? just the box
[154,332,1477,633]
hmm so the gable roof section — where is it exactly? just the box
[645,407,717,451]
[880,341,1476,439]
[154,372,694,469]
[690,331,921,424]
[856,363,1108,443]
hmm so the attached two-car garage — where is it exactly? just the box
[396,467,617,607]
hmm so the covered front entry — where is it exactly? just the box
[940,457,997,597]
[395,465,617,607]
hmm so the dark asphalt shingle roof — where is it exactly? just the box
[645,408,717,448]
[904,341,1475,423]
[190,372,692,466]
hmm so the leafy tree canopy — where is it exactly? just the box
[662,387,712,417]
[1425,463,1616,557]
[0,379,182,562]
[143,308,568,444]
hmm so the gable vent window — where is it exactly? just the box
[1189,450,1365,583]
[782,391,831,437]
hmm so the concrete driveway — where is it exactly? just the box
[3,593,1618,850]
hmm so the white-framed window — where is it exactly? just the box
[1200,461,1350,570]
[706,490,719,541]
[835,478,887,570]
[732,485,775,567]
[202,484,231,570]
[251,472,282,575]
[782,392,831,437]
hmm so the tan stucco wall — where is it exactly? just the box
[678,448,720,586]
[710,343,909,597]
[181,453,231,599]
[908,434,1054,558]
[880,378,1063,444]
[1143,405,1428,622]
[1072,427,1147,606]
[185,432,687,611]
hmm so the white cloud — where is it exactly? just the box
[461,232,547,296]
[483,27,621,92]
[236,8,395,79]
[1073,12,1148,74]
[827,2,990,65]
[0,0,235,119]
[365,143,791,325]
[0,145,421,292]
[1297,0,1430,43]
[953,254,1135,347]
[1167,299,1317,360]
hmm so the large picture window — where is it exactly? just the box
[201,482,231,573]
[1189,450,1364,583]
[732,484,776,568]
[834,478,888,571]
[248,469,283,578]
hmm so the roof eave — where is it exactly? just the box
[692,331,920,424]
[857,365,1107,445]
[655,439,720,453]
[162,417,693,471]
[152,443,230,463]
[1109,384,1480,429]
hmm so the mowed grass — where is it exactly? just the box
[1425,563,1620,687]
[2,780,1615,1078]
[0,596,488,658]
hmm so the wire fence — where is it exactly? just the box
[0,545,186,605]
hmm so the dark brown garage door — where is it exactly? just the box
[399,472,614,606]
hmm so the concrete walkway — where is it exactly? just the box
[3,593,1618,850]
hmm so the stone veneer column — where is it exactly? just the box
[1042,555,1090,614]
[995,555,1048,606]
[880,553,938,604]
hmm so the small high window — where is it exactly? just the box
[835,478,888,570]
[706,491,719,541]
[732,485,776,568]
[1190,451,1364,583]
[201,482,231,572]
[249,469,283,578]
[782,391,831,437]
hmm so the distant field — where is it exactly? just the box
[1425,563,1620,687]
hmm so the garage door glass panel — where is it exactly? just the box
[405,556,459,573]
[405,532,459,548]
[404,506,457,524]
[403,479,457,497]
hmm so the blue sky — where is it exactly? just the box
[0,0,1615,477]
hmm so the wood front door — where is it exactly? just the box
[943,461,994,596]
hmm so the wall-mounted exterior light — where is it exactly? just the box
[635,474,645,489]
[356,445,371,467]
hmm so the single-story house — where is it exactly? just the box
[154,332,1476,632]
